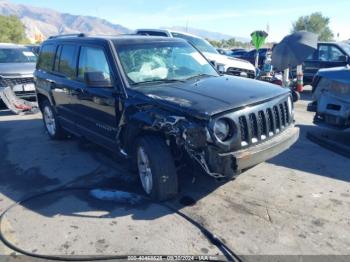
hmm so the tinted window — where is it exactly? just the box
[78,46,111,82]
[137,31,168,37]
[319,45,330,61]
[38,44,56,71]
[58,45,77,77]
[53,45,62,72]
[305,49,318,60]
[329,46,344,61]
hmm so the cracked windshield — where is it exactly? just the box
[117,42,218,85]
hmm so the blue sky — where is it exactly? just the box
[11,0,350,41]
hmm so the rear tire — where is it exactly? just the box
[42,100,66,140]
[136,135,178,201]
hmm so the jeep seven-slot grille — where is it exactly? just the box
[0,77,34,87]
[238,100,291,146]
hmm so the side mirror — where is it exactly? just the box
[339,55,348,62]
[84,72,112,87]
[217,64,226,74]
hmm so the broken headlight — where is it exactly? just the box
[213,118,231,141]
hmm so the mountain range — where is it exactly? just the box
[0,0,248,42]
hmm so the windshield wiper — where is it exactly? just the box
[185,74,216,81]
[132,79,185,86]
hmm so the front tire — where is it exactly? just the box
[42,100,66,139]
[136,135,178,201]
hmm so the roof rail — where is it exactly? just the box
[48,33,86,39]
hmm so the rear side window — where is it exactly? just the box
[37,44,56,71]
[58,45,77,78]
[78,46,111,81]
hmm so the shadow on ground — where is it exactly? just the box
[0,115,227,221]
[268,122,350,182]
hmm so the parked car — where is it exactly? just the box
[0,43,37,102]
[303,42,350,84]
[25,44,41,56]
[241,48,270,68]
[230,50,248,59]
[216,48,229,55]
[135,29,256,78]
[307,66,350,129]
[231,48,246,52]
[35,34,299,200]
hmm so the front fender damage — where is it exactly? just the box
[150,113,228,178]
[118,103,229,178]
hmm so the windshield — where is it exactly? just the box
[171,32,219,54]
[0,48,37,63]
[115,41,218,86]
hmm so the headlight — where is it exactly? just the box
[287,96,293,116]
[213,118,230,141]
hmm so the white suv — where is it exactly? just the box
[135,29,256,78]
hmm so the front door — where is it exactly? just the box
[70,45,121,150]
[318,44,348,69]
[304,44,348,84]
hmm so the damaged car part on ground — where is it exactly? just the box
[308,65,350,130]
[35,34,299,201]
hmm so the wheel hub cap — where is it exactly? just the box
[137,147,153,195]
[44,106,56,136]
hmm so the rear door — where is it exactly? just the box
[70,44,121,149]
[50,43,79,132]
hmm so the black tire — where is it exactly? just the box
[135,135,178,201]
[41,99,66,140]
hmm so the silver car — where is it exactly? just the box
[0,43,37,101]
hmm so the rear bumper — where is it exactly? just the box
[204,126,299,177]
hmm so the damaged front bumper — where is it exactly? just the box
[313,93,350,129]
[199,126,299,178]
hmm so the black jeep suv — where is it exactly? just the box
[35,34,299,200]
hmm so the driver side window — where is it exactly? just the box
[78,46,111,82]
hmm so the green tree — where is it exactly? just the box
[206,38,222,48]
[292,12,334,41]
[0,15,29,43]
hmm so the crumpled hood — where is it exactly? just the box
[203,52,256,72]
[135,75,289,119]
[0,63,35,77]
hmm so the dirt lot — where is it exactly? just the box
[0,92,349,260]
